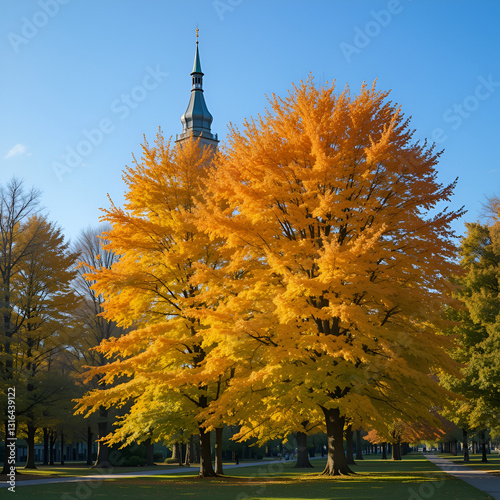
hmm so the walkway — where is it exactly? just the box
[426,453,500,500]
[0,459,284,489]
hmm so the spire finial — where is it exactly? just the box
[196,26,199,45]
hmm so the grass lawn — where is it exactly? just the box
[438,452,500,474]
[4,453,493,500]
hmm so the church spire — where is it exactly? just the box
[176,29,218,149]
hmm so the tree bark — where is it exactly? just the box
[382,442,387,460]
[49,432,55,465]
[481,431,488,463]
[392,437,401,460]
[86,425,93,465]
[345,425,356,465]
[294,432,313,468]
[43,428,49,465]
[146,438,155,466]
[199,427,217,477]
[172,442,179,461]
[355,430,364,460]
[94,409,110,467]
[462,429,469,463]
[321,407,353,475]
[24,424,37,469]
[60,431,65,465]
[215,427,224,474]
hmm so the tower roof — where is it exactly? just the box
[192,43,203,74]
[176,31,218,149]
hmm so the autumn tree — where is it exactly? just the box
[199,78,463,475]
[75,134,226,477]
[10,216,79,468]
[0,179,42,474]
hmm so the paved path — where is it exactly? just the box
[0,459,286,489]
[426,453,500,499]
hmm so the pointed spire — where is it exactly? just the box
[192,27,202,74]
[175,29,218,150]
[192,43,203,75]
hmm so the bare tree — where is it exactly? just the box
[69,226,124,467]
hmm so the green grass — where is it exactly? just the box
[6,454,494,500]
[438,452,500,473]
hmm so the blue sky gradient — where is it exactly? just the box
[1,0,499,242]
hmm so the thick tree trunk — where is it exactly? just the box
[86,426,93,465]
[43,428,49,465]
[145,438,155,466]
[355,430,364,460]
[215,427,224,474]
[345,425,356,465]
[392,437,401,460]
[295,432,313,468]
[24,424,37,469]
[172,442,179,461]
[321,407,353,475]
[94,410,110,467]
[199,427,217,477]
[382,442,387,460]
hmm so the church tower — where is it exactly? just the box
[176,30,218,150]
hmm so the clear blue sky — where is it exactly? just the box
[1,0,499,243]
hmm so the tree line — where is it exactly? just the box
[1,78,499,477]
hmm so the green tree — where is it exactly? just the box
[442,201,500,461]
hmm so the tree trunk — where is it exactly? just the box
[43,428,49,465]
[60,431,65,465]
[215,427,224,474]
[94,409,110,467]
[49,432,55,465]
[355,429,364,460]
[86,425,93,465]
[146,438,155,466]
[294,432,313,468]
[188,435,195,464]
[172,442,179,461]
[481,431,488,463]
[2,420,15,475]
[199,427,217,477]
[321,407,353,475]
[184,437,192,466]
[24,424,37,469]
[174,442,182,466]
[345,425,356,465]
[382,442,387,460]
[462,429,469,463]
[392,437,401,460]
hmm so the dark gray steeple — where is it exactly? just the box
[176,29,218,149]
